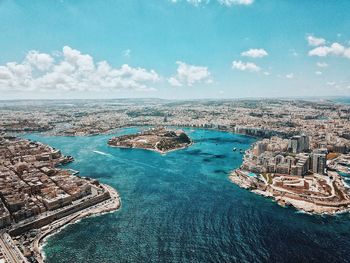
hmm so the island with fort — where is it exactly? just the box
[0,133,120,263]
[0,99,350,262]
[230,134,350,215]
[108,127,192,154]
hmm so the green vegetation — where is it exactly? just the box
[262,173,273,184]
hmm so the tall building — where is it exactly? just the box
[289,136,299,153]
[300,134,309,152]
[255,141,267,155]
[312,152,326,175]
[288,135,309,153]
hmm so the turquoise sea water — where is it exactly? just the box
[24,129,350,263]
[334,97,350,105]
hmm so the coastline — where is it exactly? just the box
[109,141,194,154]
[35,184,121,263]
[229,171,350,216]
[0,134,123,263]
[27,126,349,217]
[108,126,194,155]
[10,125,350,263]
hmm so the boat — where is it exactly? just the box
[233,148,237,151]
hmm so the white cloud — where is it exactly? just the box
[186,0,209,6]
[187,0,202,6]
[168,61,212,87]
[307,35,326,47]
[316,62,328,68]
[289,49,298,57]
[26,51,54,71]
[218,0,254,6]
[308,42,350,59]
[241,48,268,58]
[286,73,294,79]
[0,62,32,91]
[122,49,131,57]
[232,60,260,72]
[0,46,160,92]
[263,71,270,76]
[315,71,322,75]
[344,48,350,58]
[168,77,182,87]
[63,46,95,71]
[326,81,350,91]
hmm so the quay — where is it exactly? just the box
[0,184,120,263]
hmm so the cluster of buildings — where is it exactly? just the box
[0,134,94,228]
[232,131,350,214]
[0,98,349,215]
[0,132,118,263]
[0,99,349,153]
[243,135,327,177]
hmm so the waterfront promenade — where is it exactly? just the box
[0,231,27,263]
[0,184,120,263]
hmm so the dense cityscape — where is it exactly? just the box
[2,0,350,262]
[0,98,350,262]
[231,135,350,214]
[1,99,349,142]
[0,129,120,263]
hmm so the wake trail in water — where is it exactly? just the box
[93,150,173,173]
[92,150,113,157]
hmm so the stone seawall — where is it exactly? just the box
[9,190,111,236]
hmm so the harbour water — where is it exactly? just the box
[25,128,350,263]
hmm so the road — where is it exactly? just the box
[0,231,27,263]
[0,184,120,263]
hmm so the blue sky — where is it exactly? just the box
[0,0,350,99]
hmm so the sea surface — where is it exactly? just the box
[24,129,350,263]
[333,97,350,105]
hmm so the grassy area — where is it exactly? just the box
[262,173,273,184]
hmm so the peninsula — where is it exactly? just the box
[108,127,192,154]
[230,135,350,215]
[0,133,120,263]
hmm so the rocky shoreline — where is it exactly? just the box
[229,170,350,215]
[35,184,121,262]
[109,141,194,155]
[108,127,193,154]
